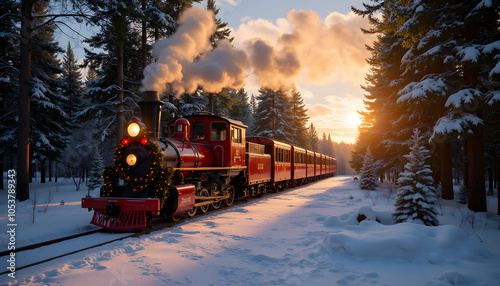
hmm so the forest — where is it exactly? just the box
[349,0,499,213]
[0,0,354,201]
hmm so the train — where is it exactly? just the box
[82,91,337,230]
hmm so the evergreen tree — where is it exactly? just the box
[87,148,104,192]
[180,91,207,116]
[289,87,310,149]
[205,0,233,112]
[253,88,294,144]
[308,122,319,152]
[229,88,253,128]
[359,146,377,190]
[351,0,409,176]
[206,0,233,48]
[0,0,20,182]
[30,1,71,182]
[61,42,85,123]
[393,129,439,226]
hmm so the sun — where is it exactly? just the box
[344,112,362,128]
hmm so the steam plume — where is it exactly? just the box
[142,7,248,95]
[142,7,373,95]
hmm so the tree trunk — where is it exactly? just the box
[116,45,124,146]
[48,159,52,182]
[40,160,46,183]
[29,160,33,183]
[55,161,58,183]
[497,157,500,215]
[488,167,494,195]
[17,0,34,201]
[467,129,487,212]
[464,19,486,212]
[440,142,454,200]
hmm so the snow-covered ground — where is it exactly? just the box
[1,176,499,285]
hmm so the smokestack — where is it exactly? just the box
[139,91,164,138]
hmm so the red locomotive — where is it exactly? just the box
[82,91,337,230]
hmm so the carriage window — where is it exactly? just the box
[211,122,227,141]
[192,122,205,140]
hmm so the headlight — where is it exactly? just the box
[127,122,141,137]
[126,154,138,166]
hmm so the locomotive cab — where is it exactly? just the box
[167,112,247,168]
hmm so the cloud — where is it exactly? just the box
[218,0,239,6]
[307,104,336,117]
[233,10,375,87]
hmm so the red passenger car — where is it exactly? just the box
[247,137,291,191]
[292,146,307,186]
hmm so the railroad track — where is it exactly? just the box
[0,182,318,276]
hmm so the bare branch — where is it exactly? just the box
[53,21,90,41]
[32,13,90,30]
[0,13,21,21]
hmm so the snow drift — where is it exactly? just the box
[320,220,491,263]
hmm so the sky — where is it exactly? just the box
[208,0,372,143]
[57,0,371,144]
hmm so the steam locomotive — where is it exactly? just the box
[82,91,337,230]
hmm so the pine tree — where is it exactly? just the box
[229,88,253,128]
[87,148,104,192]
[61,42,85,123]
[308,122,319,152]
[30,1,71,182]
[289,87,310,149]
[253,88,294,144]
[0,0,20,186]
[359,146,377,190]
[206,0,233,48]
[393,129,439,226]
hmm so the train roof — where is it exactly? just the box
[178,112,248,128]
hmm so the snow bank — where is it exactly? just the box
[323,206,394,226]
[321,220,491,264]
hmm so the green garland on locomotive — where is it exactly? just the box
[100,139,174,205]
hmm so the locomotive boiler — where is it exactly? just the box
[82,91,337,230]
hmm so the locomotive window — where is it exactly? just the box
[231,127,242,144]
[211,122,227,141]
[192,122,205,140]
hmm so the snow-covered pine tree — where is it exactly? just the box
[350,0,409,176]
[0,0,20,184]
[87,148,104,193]
[393,129,439,226]
[30,1,71,183]
[61,42,85,123]
[289,87,310,149]
[180,91,208,116]
[359,146,377,190]
[253,88,294,144]
[229,88,253,129]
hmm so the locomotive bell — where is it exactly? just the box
[139,91,164,138]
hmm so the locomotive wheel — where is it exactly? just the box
[211,184,222,210]
[186,205,198,217]
[170,214,183,222]
[224,186,235,206]
[199,188,210,213]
